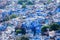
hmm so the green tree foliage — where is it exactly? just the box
[16,29,22,35]
[2,14,17,22]
[22,3,26,8]
[41,23,60,33]
[27,1,34,5]
[50,23,60,31]
[41,25,50,32]
[15,27,26,35]
[10,14,17,19]
[18,0,27,5]
[18,0,34,5]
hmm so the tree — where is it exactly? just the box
[27,1,34,5]
[15,26,21,35]
[10,14,17,19]
[18,0,34,5]
[22,3,26,8]
[41,25,50,32]
[15,29,22,35]
[41,25,50,35]
[15,26,26,35]
[50,23,60,31]
[18,0,27,5]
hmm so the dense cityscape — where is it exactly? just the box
[0,0,60,40]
